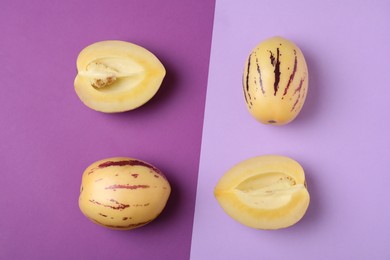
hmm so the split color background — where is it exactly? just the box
[1,0,390,259]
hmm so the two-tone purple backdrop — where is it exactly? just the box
[0,0,214,259]
[2,0,390,259]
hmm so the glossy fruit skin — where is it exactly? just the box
[78,157,171,230]
[214,155,310,230]
[243,36,308,125]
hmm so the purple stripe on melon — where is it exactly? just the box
[98,159,166,179]
[242,73,249,105]
[301,88,307,104]
[89,199,129,210]
[293,77,305,95]
[296,86,307,111]
[244,53,253,104]
[291,77,305,112]
[105,184,150,190]
[255,54,265,95]
[87,167,98,175]
[269,48,282,95]
[273,48,281,96]
[283,50,298,96]
[270,50,276,65]
[132,203,151,207]
[291,93,301,112]
[89,217,153,229]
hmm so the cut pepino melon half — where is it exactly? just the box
[214,155,310,230]
[74,40,166,113]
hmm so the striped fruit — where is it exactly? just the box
[243,36,309,125]
[78,157,171,230]
[214,155,310,230]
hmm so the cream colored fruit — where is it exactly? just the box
[79,157,171,230]
[74,40,166,113]
[243,36,308,125]
[214,155,310,230]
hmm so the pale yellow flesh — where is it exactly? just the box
[243,36,308,125]
[74,41,166,113]
[79,157,171,230]
[214,155,310,230]
[235,172,304,209]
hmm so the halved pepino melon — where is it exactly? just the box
[214,155,310,230]
[74,40,166,113]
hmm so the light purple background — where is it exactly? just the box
[0,1,214,259]
[191,0,390,259]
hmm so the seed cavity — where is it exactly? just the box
[79,57,144,89]
[234,172,302,209]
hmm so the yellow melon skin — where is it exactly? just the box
[79,157,171,230]
[74,41,166,113]
[214,155,310,230]
[243,37,308,125]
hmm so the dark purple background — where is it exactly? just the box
[0,1,214,259]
